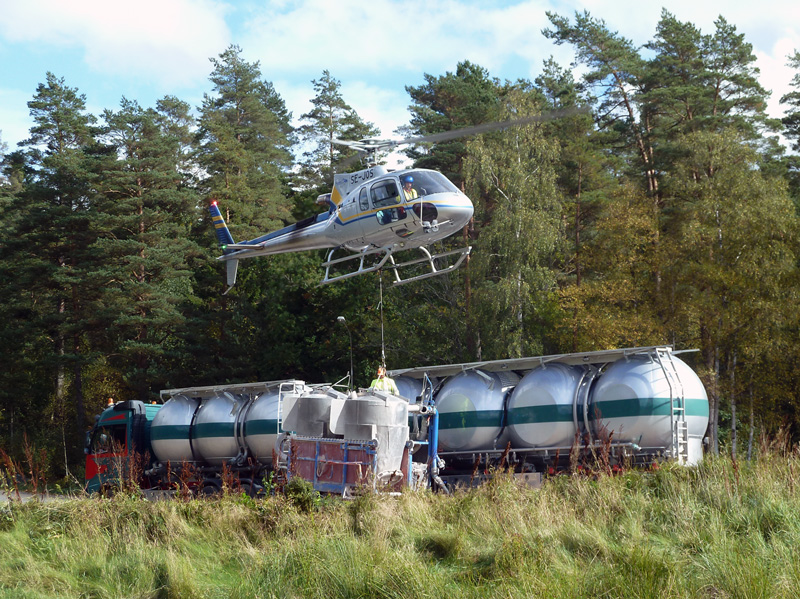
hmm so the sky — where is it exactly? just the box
[1,0,799,159]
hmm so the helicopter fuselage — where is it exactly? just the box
[218,167,474,260]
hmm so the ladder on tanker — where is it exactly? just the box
[276,381,301,434]
[655,348,689,464]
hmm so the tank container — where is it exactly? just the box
[435,370,518,452]
[281,387,348,437]
[192,392,246,465]
[150,394,200,464]
[242,389,283,462]
[506,363,586,448]
[395,376,423,403]
[590,355,709,456]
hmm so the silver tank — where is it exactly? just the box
[434,370,519,452]
[590,355,709,458]
[242,390,280,462]
[281,387,349,437]
[506,363,585,448]
[192,392,246,465]
[150,394,200,464]
[330,390,410,475]
[394,376,423,403]
[242,383,308,462]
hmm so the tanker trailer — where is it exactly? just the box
[389,345,710,473]
[85,380,308,495]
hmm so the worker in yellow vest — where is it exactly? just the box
[400,175,418,202]
[370,365,399,395]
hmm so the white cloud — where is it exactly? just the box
[757,37,797,119]
[340,81,410,138]
[0,88,34,150]
[0,0,231,88]
[241,0,565,77]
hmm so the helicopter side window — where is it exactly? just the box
[370,181,400,209]
[359,188,369,212]
[370,181,409,226]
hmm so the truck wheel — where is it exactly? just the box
[200,482,221,497]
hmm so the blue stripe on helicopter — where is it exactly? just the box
[333,199,464,226]
[230,196,464,247]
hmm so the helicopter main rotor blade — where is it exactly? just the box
[401,106,590,146]
[335,152,369,170]
[331,106,591,169]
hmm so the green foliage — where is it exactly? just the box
[2,13,800,475]
[94,97,202,400]
[283,476,320,513]
[296,69,379,188]
[1,455,800,597]
[404,60,503,186]
[464,86,562,358]
[195,44,293,239]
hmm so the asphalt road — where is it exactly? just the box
[0,490,66,503]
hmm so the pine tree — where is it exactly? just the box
[188,46,298,383]
[544,11,655,194]
[404,61,502,188]
[94,97,201,400]
[196,45,294,240]
[1,74,101,467]
[297,70,379,189]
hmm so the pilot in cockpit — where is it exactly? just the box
[400,175,418,202]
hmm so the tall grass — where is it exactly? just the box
[1,452,799,598]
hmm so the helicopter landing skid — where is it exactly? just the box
[321,245,472,286]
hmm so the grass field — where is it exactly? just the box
[1,453,799,598]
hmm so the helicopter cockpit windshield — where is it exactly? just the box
[400,170,460,198]
[400,170,459,223]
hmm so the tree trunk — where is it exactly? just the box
[711,347,720,455]
[73,333,85,431]
[730,352,736,458]
[747,386,755,461]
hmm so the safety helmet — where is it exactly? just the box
[403,175,414,184]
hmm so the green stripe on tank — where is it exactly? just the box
[244,419,280,436]
[507,404,574,425]
[193,422,236,438]
[686,399,710,417]
[591,398,709,420]
[150,424,191,441]
[438,410,503,430]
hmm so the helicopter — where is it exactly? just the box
[209,108,585,293]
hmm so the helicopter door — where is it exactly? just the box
[370,180,408,226]
[336,193,367,239]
